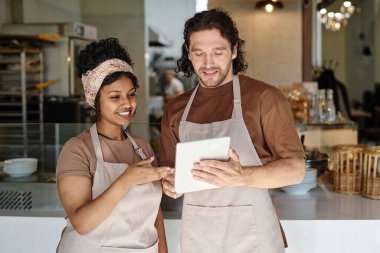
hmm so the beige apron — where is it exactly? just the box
[179,75,285,253]
[57,124,161,253]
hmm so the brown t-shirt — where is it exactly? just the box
[56,129,157,180]
[159,74,304,167]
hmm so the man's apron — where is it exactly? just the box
[57,124,161,253]
[179,75,285,253]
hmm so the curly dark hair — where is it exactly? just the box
[77,38,139,122]
[177,8,248,77]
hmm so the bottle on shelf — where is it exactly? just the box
[326,89,336,123]
[309,93,319,124]
[318,89,328,123]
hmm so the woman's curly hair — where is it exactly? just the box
[176,8,248,77]
[77,38,139,122]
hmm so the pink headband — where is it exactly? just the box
[81,58,134,107]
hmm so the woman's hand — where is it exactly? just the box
[58,157,173,235]
[162,173,183,199]
[122,157,174,186]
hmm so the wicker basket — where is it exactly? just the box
[361,146,380,200]
[332,144,366,194]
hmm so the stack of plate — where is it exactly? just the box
[3,158,38,178]
[280,168,317,195]
[305,150,329,177]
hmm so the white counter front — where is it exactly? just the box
[0,180,380,253]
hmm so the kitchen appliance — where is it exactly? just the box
[0,23,97,97]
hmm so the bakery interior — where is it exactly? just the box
[0,0,380,252]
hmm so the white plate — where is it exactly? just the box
[3,158,37,177]
[174,137,230,193]
[4,171,35,178]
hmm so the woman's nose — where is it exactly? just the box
[121,97,131,107]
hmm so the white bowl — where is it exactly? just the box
[3,158,38,177]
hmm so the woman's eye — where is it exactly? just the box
[128,92,137,97]
[110,96,120,99]
[214,51,223,56]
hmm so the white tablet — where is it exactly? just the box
[174,137,231,193]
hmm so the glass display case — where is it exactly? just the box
[0,122,182,216]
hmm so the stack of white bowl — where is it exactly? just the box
[280,168,317,195]
[3,158,38,177]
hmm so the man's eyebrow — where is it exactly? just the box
[190,46,228,52]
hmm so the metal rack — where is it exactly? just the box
[0,48,44,124]
[0,45,47,161]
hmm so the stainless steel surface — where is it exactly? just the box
[0,181,64,217]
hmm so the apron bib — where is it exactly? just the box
[57,124,161,253]
[179,76,285,253]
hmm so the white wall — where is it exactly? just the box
[209,0,303,87]
[0,0,9,27]
[146,0,196,59]
[21,0,81,23]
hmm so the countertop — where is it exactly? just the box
[1,176,380,253]
[1,174,380,220]
[271,179,380,220]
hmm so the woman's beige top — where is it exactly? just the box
[56,129,157,180]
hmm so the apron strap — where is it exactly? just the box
[182,76,243,121]
[123,128,148,160]
[90,124,104,161]
[232,75,243,119]
[181,85,199,121]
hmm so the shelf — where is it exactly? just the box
[0,112,22,117]
[0,91,44,96]
[0,70,41,75]
[0,46,45,161]
[0,102,22,106]
[0,49,42,54]
[0,91,22,95]
[0,59,21,64]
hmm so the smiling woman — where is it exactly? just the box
[55,38,172,253]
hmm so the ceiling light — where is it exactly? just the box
[317,0,360,31]
[255,0,284,13]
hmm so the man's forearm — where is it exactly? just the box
[244,157,306,189]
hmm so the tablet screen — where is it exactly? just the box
[174,137,230,193]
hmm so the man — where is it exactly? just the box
[163,69,184,103]
[159,9,305,253]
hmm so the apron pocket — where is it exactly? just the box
[182,205,259,253]
[100,240,158,253]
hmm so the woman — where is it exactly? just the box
[56,38,172,253]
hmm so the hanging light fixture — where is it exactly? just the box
[317,0,360,31]
[255,0,284,13]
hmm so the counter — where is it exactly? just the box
[1,177,380,253]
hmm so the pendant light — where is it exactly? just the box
[255,0,284,13]
[317,0,360,31]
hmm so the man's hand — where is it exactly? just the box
[161,173,183,199]
[191,149,248,187]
